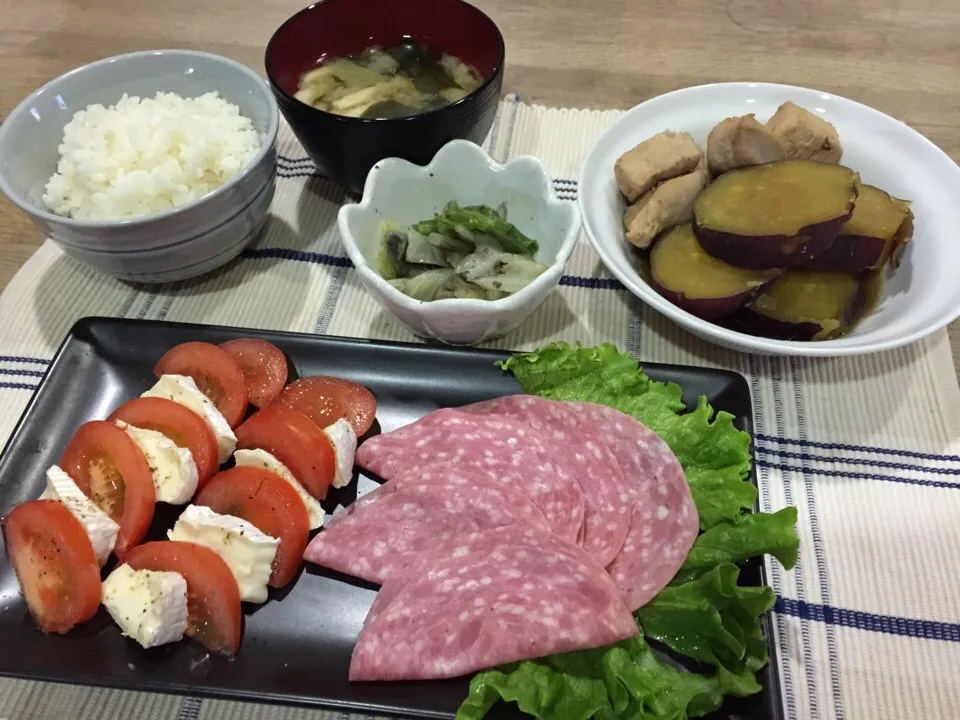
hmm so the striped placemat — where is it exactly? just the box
[0,96,957,720]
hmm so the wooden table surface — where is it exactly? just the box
[2,0,959,362]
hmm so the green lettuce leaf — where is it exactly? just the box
[499,342,754,529]
[458,566,772,720]
[598,635,724,719]
[497,343,685,427]
[636,564,774,673]
[457,634,725,720]
[456,647,615,720]
[673,507,800,585]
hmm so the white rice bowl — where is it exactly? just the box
[42,91,261,221]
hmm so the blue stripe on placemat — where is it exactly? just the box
[0,382,37,391]
[154,282,183,322]
[273,156,580,198]
[756,446,960,476]
[776,597,960,643]
[756,433,960,464]
[275,167,325,180]
[240,247,624,291]
[558,276,624,290]
[754,458,960,490]
[0,355,49,365]
[176,696,203,720]
[275,165,580,191]
[277,154,313,166]
[0,369,44,378]
[790,357,845,719]
[117,286,140,319]
[265,171,578,199]
[241,247,353,267]
[277,153,578,175]
[136,293,159,321]
[275,156,580,177]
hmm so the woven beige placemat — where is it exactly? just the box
[0,97,958,720]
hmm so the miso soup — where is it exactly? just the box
[294,42,483,119]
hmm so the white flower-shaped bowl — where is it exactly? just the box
[338,140,581,345]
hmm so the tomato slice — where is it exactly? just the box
[107,397,219,488]
[2,500,102,634]
[235,407,336,500]
[154,342,248,428]
[60,421,155,553]
[123,540,242,655]
[273,376,377,436]
[195,467,309,588]
[219,338,288,409]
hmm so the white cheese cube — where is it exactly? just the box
[233,449,325,530]
[142,374,236,464]
[117,421,199,504]
[40,465,119,566]
[324,418,357,489]
[102,564,188,649]
[167,505,278,604]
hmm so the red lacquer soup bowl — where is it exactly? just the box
[265,0,505,194]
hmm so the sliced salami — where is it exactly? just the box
[331,464,550,534]
[350,525,638,681]
[365,523,584,626]
[303,475,547,584]
[355,408,584,541]
[460,395,631,566]
[565,401,699,611]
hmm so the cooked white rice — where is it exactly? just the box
[42,91,261,220]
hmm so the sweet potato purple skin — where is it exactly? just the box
[649,278,770,321]
[693,214,851,270]
[806,191,914,273]
[723,280,866,341]
[723,308,832,341]
[805,235,886,273]
[692,160,860,269]
[648,223,781,320]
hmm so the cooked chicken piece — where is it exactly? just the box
[623,158,710,249]
[766,101,842,164]
[706,114,785,175]
[614,131,703,202]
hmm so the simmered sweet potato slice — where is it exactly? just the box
[650,224,781,320]
[693,160,860,268]
[727,268,863,341]
[808,184,914,273]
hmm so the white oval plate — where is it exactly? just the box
[578,82,960,356]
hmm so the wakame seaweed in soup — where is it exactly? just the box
[294,42,483,118]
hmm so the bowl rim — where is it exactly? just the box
[338,139,581,316]
[0,48,280,230]
[579,80,960,357]
[263,0,505,126]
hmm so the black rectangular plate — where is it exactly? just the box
[0,317,782,720]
